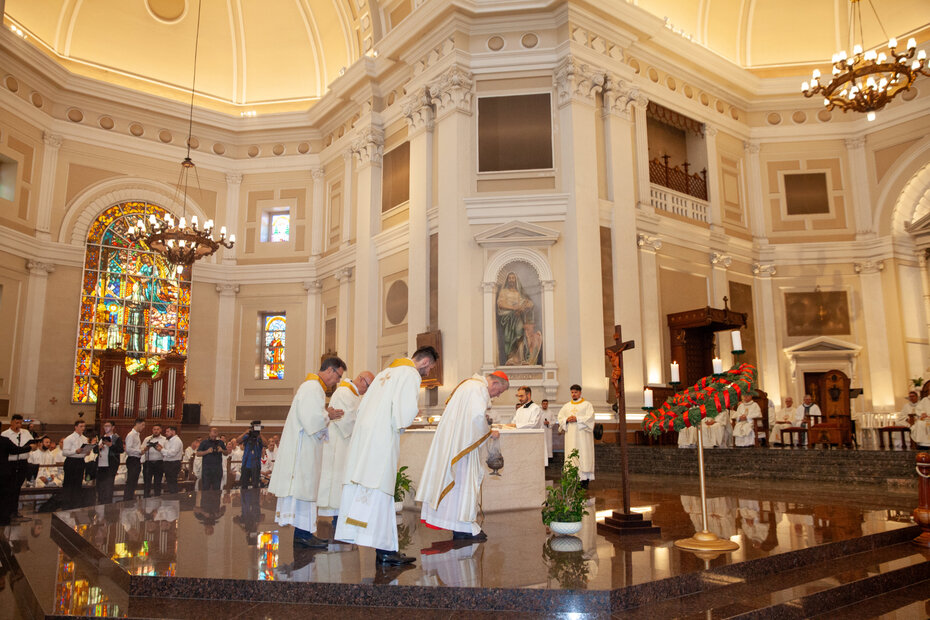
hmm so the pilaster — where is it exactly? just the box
[336,267,354,369]
[637,234,663,384]
[855,259,895,409]
[310,167,325,258]
[743,141,767,242]
[35,132,62,241]
[846,137,874,239]
[211,283,239,424]
[704,125,723,232]
[304,280,322,372]
[752,262,780,402]
[18,260,55,416]
[223,173,242,263]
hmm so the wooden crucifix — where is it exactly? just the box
[605,325,635,515]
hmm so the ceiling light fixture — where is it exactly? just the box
[802,0,928,121]
[127,0,234,271]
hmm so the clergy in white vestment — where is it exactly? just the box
[892,391,922,449]
[317,371,374,520]
[335,346,438,566]
[29,436,61,487]
[731,393,762,447]
[795,395,821,446]
[557,384,596,485]
[701,414,728,448]
[911,402,930,448]
[541,399,554,463]
[677,424,697,448]
[269,356,347,549]
[417,371,510,541]
[769,397,795,445]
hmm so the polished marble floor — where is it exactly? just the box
[1,474,921,618]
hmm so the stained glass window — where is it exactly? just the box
[260,207,289,243]
[261,313,286,379]
[72,201,191,403]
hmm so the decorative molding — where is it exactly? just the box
[482,246,555,284]
[752,262,777,277]
[710,252,732,268]
[428,65,474,117]
[42,132,62,149]
[351,128,384,167]
[335,267,354,282]
[540,279,555,292]
[464,193,568,225]
[602,75,637,118]
[303,280,322,293]
[474,220,560,248]
[411,37,456,77]
[310,167,325,180]
[554,57,606,107]
[373,220,411,259]
[402,87,434,133]
[25,260,55,276]
[215,283,240,296]
[225,172,243,185]
[705,125,719,138]
[854,259,885,274]
[743,140,761,155]
[845,136,867,150]
[481,281,497,293]
[636,233,662,251]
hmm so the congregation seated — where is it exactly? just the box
[730,393,762,447]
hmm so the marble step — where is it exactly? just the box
[807,578,930,619]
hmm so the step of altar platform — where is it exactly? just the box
[546,445,920,487]
[597,510,662,537]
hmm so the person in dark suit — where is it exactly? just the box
[1,421,38,525]
[96,421,124,504]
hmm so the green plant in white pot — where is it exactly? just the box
[541,449,588,535]
[394,465,414,512]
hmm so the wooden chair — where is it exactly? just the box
[878,426,911,450]
[781,427,807,448]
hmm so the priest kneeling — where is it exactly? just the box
[417,371,510,542]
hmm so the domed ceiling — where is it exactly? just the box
[3,0,929,115]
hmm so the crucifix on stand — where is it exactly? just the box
[598,325,660,537]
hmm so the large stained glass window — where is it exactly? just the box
[73,202,191,403]
[260,313,286,379]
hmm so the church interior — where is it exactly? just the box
[2,0,930,617]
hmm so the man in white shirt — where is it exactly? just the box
[2,414,34,519]
[229,438,243,484]
[509,386,543,429]
[61,419,93,508]
[162,426,184,494]
[96,421,123,504]
[731,393,762,447]
[141,424,167,497]
[769,397,795,446]
[29,436,61,488]
[123,418,145,501]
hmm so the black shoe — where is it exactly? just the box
[373,562,415,584]
[452,530,487,541]
[376,551,416,565]
[293,533,329,549]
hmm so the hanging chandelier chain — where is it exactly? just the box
[185,0,204,162]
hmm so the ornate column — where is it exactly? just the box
[855,259,895,409]
[752,263,780,403]
[481,281,497,369]
[919,250,930,362]
[310,167,325,258]
[555,56,609,397]
[341,151,355,248]
[17,260,55,415]
[404,88,434,354]
[35,132,61,240]
[743,141,767,242]
[631,95,652,211]
[211,284,239,424]
[351,126,383,371]
[432,64,475,396]
[704,126,723,231]
[223,173,242,263]
[335,267,354,367]
[603,76,645,406]
[846,137,874,238]
[637,234,663,384]
[304,279,322,372]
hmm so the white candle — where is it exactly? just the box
[712,357,723,374]
[670,362,680,383]
[230,233,236,244]
[731,330,743,351]
[643,388,653,408]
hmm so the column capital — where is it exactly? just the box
[352,128,384,167]
[705,125,719,138]
[752,262,777,277]
[540,279,556,292]
[481,281,497,293]
[335,267,354,282]
[854,259,884,274]
[215,283,240,296]
[429,65,474,118]
[42,132,62,149]
[710,252,732,268]
[25,260,55,275]
[743,140,761,155]
[601,75,636,119]
[310,166,325,180]
[554,56,605,107]
[303,279,322,292]
[225,172,243,185]
[636,233,662,252]
[403,87,435,134]
[845,136,866,150]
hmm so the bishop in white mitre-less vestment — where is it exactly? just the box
[335,348,436,565]
[418,372,509,539]
[269,358,346,547]
[317,372,373,519]
[731,394,762,447]
[558,385,596,482]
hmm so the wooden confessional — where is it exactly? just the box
[805,369,853,447]
[95,348,186,434]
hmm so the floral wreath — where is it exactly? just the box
[643,363,758,437]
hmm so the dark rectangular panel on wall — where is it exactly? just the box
[784,173,830,215]
[599,227,616,400]
[728,281,757,367]
[478,94,553,172]
[785,291,850,336]
[382,142,410,212]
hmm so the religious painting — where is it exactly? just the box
[785,291,850,337]
[495,261,543,366]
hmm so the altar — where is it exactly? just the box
[397,428,547,512]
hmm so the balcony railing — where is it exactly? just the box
[649,155,707,201]
[650,184,709,223]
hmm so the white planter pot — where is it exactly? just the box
[549,520,583,535]
[547,535,583,553]
[394,501,404,513]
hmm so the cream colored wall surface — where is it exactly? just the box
[186,281,219,423]
[0,256,26,411]
[36,265,84,423]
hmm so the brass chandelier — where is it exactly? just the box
[127,0,234,270]
[801,0,928,121]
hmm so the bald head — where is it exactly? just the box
[355,371,375,395]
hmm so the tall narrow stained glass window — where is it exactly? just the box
[261,313,286,379]
[73,202,191,403]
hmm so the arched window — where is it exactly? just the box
[72,201,191,403]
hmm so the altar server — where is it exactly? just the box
[541,399,554,463]
[29,436,61,488]
[510,386,543,429]
[418,371,509,541]
[335,347,438,566]
[731,392,762,447]
[769,397,796,446]
[269,356,347,549]
[558,384,596,486]
[318,370,374,522]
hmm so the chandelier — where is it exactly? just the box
[127,0,234,270]
[801,0,928,121]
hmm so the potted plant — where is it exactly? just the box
[541,449,588,535]
[394,465,414,512]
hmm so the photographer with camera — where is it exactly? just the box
[236,421,266,489]
[141,424,167,497]
[196,427,228,491]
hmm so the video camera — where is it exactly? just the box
[248,420,263,436]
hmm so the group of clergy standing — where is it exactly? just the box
[266,348,597,567]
